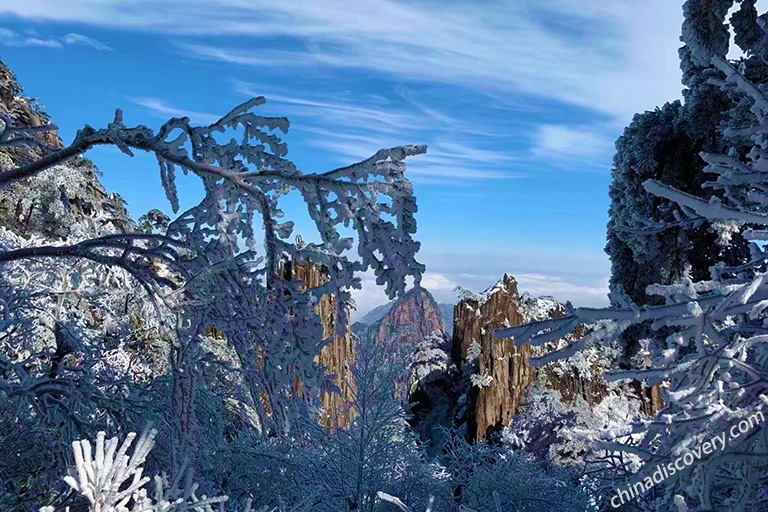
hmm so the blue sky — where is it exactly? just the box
[0,1,706,319]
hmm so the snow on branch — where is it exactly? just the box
[494,46,768,509]
[39,428,265,512]
[0,112,58,155]
[0,96,426,437]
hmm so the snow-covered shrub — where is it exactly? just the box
[444,435,591,512]
[37,427,293,512]
[508,379,642,468]
[276,333,452,512]
[409,330,450,384]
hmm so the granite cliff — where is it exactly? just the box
[0,60,133,241]
[451,274,535,441]
[356,289,454,337]
[281,259,357,430]
[366,286,446,344]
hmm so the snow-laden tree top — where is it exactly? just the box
[496,3,768,509]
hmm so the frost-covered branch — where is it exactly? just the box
[1,95,426,441]
[495,33,768,510]
[0,233,190,292]
[0,111,58,157]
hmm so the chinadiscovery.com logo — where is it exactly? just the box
[610,410,765,508]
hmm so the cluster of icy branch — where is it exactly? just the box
[497,47,768,510]
[0,86,428,509]
[39,428,262,512]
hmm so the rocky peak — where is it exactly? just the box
[451,274,535,441]
[451,274,527,362]
[370,286,446,345]
[0,59,133,239]
[448,274,663,445]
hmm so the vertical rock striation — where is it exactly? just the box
[452,274,536,441]
[284,259,356,430]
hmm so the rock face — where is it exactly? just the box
[640,382,664,416]
[369,286,447,345]
[0,61,61,150]
[356,289,454,338]
[521,293,610,409]
[452,274,538,442]
[543,366,608,407]
[0,60,133,240]
[283,259,356,430]
[360,286,449,407]
[449,275,666,444]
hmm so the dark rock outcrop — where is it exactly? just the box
[352,287,456,452]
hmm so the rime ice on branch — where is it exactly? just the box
[495,4,768,507]
[0,96,426,438]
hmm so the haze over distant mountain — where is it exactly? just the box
[357,301,395,327]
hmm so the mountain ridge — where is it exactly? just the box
[355,288,455,337]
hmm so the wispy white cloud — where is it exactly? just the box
[62,32,112,51]
[236,82,426,135]
[420,272,458,291]
[296,131,519,183]
[127,97,220,124]
[0,27,111,50]
[531,124,616,171]
[515,272,609,305]
[181,42,320,69]
[0,27,61,47]
[1,0,684,123]
[237,83,521,183]
[0,0,701,182]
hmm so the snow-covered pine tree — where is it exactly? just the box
[606,0,751,376]
[498,2,768,510]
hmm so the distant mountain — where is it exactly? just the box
[356,290,454,337]
[368,286,446,344]
[357,301,394,326]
